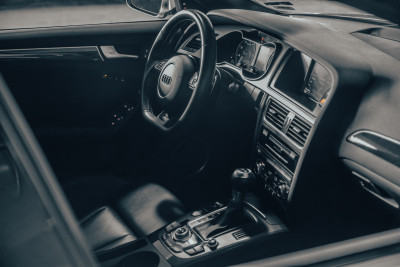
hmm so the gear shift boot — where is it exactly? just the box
[195,168,256,239]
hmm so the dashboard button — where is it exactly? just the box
[207,238,219,249]
[165,221,179,232]
[191,210,203,217]
[187,235,198,246]
[255,161,266,175]
[277,184,288,198]
[170,246,182,253]
[194,245,205,253]
[184,248,197,256]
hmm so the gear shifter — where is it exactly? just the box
[196,168,255,239]
[229,168,255,209]
[218,168,255,225]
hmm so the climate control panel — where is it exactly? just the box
[255,148,291,200]
[253,127,298,202]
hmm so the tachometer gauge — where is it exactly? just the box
[235,39,256,70]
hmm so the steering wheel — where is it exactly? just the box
[141,10,217,134]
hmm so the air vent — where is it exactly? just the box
[264,1,295,10]
[265,99,289,131]
[183,36,202,53]
[265,1,293,5]
[274,6,294,10]
[287,116,312,146]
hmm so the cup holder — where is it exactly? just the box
[118,251,160,267]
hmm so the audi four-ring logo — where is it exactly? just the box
[161,74,172,85]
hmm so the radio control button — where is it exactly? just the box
[277,184,288,198]
[207,238,219,249]
[255,161,266,175]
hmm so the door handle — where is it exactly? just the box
[100,46,139,60]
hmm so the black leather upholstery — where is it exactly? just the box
[80,207,137,254]
[117,183,186,237]
[80,183,186,254]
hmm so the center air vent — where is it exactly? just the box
[287,116,312,146]
[265,99,289,131]
[183,36,202,53]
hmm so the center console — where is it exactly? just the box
[156,168,287,259]
[253,96,315,204]
[157,201,285,259]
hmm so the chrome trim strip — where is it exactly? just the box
[99,46,139,60]
[0,46,103,61]
[348,130,400,167]
[187,207,227,229]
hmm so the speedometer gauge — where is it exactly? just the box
[235,39,256,70]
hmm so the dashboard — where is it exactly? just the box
[179,22,341,207]
[204,9,400,215]
[177,8,400,212]
[182,28,332,112]
[179,26,336,206]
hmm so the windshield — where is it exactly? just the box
[253,0,399,25]
[0,0,398,25]
[183,0,399,25]
[0,0,125,10]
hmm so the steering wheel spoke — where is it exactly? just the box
[157,110,170,123]
[154,60,168,72]
[188,72,199,90]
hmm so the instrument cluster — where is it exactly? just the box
[217,30,280,80]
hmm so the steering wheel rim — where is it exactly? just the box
[141,10,216,134]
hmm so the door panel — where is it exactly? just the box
[0,30,158,177]
[0,75,96,267]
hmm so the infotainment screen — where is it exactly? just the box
[254,44,275,72]
[272,50,332,111]
[303,63,332,104]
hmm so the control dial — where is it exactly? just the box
[277,183,289,199]
[255,161,266,175]
[174,227,190,241]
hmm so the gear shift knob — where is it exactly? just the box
[207,168,255,231]
[230,168,255,208]
[231,168,255,193]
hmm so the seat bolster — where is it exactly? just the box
[117,183,186,237]
[80,206,137,252]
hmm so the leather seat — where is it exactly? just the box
[80,183,186,254]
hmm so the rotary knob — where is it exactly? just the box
[207,238,219,250]
[174,227,190,241]
[277,183,288,198]
[255,161,266,175]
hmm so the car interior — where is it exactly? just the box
[0,0,400,266]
